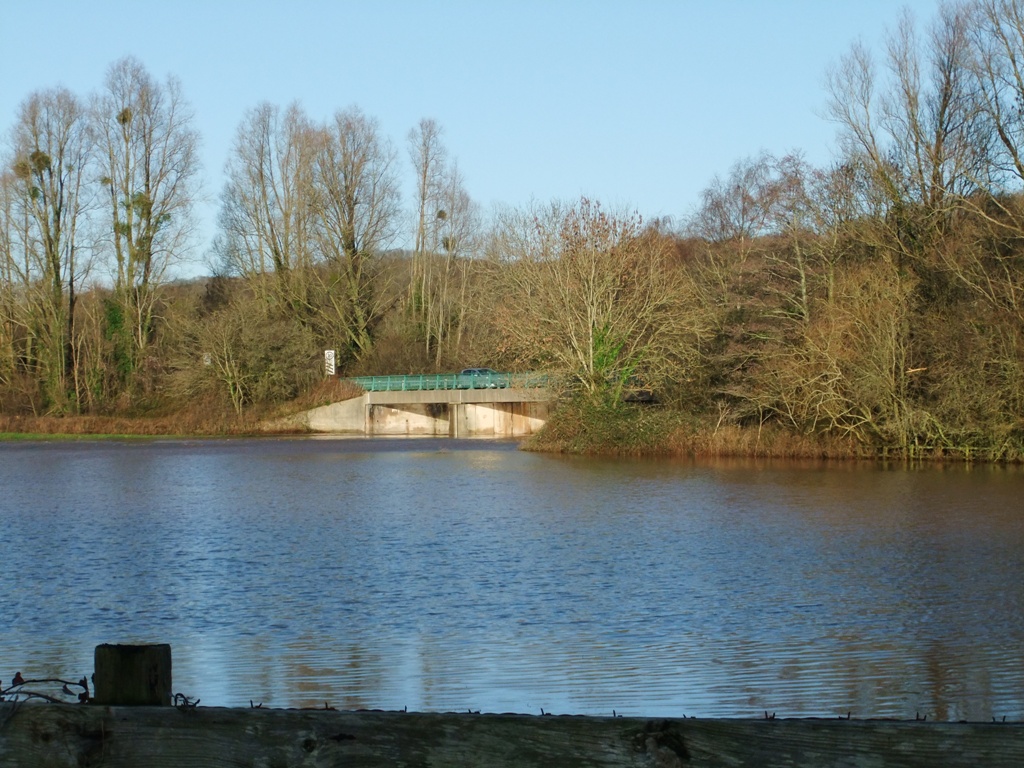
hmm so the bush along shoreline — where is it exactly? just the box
[2,392,1021,464]
[523,396,1021,462]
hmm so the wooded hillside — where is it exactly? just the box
[2,1,1024,459]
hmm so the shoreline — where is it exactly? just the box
[2,408,1021,463]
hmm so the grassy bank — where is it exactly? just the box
[0,403,312,440]
[523,396,687,455]
[522,396,1012,461]
[0,380,367,440]
[525,400,867,459]
[6,384,1019,463]
[0,412,300,440]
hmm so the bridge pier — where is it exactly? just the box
[450,402,462,438]
[366,402,451,436]
[289,389,552,438]
[448,401,550,438]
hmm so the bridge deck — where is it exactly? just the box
[365,387,552,405]
[348,371,548,393]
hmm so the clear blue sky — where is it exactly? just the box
[2,0,941,274]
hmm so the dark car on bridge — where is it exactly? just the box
[458,368,508,388]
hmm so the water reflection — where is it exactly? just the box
[1,439,1022,719]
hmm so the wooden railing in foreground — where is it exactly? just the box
[1,703,1021,768]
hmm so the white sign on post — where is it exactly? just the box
[324,349,336,376]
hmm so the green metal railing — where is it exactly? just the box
[348,371,549,392]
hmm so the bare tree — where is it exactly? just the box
[407,118,447,356]
[894,5,984,209]
[826,4,982,261]
[489,198,700,398]
[446,163,482,354]
[685,151,806,329]
[405,119,482,365]
[802,160,888,301]
[5,87,93,411]
[423,160,480,366]
[969,0,1024,187]
[734,254,922,450]
[689,151,788,256]
[313,106,401,357]
[763,155,879,325]
[0,170,20,394]
[94,56,199,386]
[219,102,318,308]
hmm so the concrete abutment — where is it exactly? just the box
[285,390,552,438]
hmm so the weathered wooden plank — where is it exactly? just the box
[0,704,1021,768]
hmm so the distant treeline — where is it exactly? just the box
[3,1,1024,458]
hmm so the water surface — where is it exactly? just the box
[1,437,1021,719]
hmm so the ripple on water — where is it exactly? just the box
[1,439,1023,719]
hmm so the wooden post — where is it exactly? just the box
[93,643,172,706]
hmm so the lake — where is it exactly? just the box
[1,437,1022,720]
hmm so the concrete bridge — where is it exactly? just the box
[287,372,554,437]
